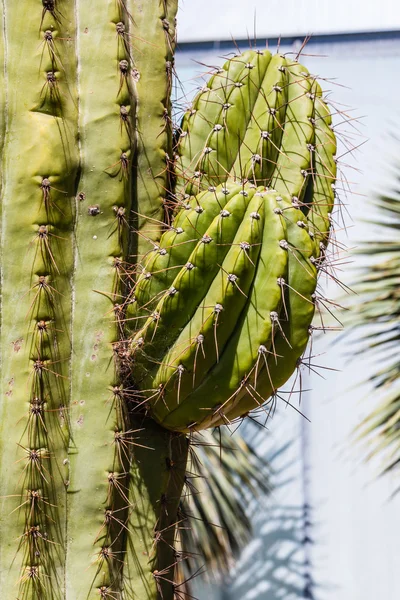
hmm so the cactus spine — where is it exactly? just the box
[0,1,338,598]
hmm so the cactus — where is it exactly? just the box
[131,51,337,432]
[0,1,338,599]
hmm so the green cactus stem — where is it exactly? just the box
[130,0,178,262]
[124,418,188,599]
[0,1,79,597]
[66,1,137,596]
[0,2,188,598]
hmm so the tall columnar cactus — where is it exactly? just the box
[0,2,338,599]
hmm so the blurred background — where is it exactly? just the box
[173,1,400,599]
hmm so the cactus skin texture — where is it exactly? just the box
[0,1,187,599]
[131,51,337,432]
[0,0,337,597]
[0,1,79,598]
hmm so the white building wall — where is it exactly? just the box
[178,0,400,42]
[175,34,400,600]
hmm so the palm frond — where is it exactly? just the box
[350,162,400,477]
[177,427,272,584]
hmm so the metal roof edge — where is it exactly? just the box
[176,29,400,51]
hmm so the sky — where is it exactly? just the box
[178,0,400,43]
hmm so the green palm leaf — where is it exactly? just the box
[178,427,272,583]
[351,167,400,477]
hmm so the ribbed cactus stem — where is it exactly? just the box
[0,1,79,596]
[125,419,188,599]
[66,1,136,596]
[131,51,337,432]
[0,2,188,599]
[131,0,179,261]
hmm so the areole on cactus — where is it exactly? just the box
[0,1,337,599]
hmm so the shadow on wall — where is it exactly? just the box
[224,506,310,599]
[220,440,338,600]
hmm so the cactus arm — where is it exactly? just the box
[130,49,338,434]
[0,1,79,596]
[65,1,137,597]
[124,419,188,599]
[131,0,178,261]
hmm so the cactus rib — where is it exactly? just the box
[130,0,179,263]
